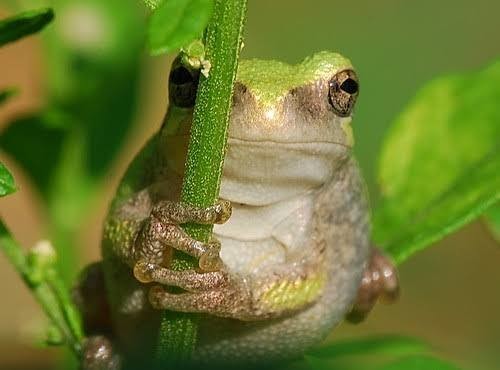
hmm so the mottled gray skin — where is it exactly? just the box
[78,52,398,368]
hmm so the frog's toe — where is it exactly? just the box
[199,251,224,272]
[371,249,399,303]
[212,199,232,224]
[199,239,223,272]
[346,248,399,323]
[133,260,155,283]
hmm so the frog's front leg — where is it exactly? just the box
[347,248,399,323]
[130,199,240,304]
[132,199,321,321]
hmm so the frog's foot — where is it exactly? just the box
[134,199,231,269]
[346,248,399,323]
[81,336,121,370]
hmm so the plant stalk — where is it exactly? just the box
[154,0,247,365]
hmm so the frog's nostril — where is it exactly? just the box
[340,78,358,95]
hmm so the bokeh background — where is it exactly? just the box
[0,0,499,369]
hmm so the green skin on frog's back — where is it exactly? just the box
[76,51,399,369]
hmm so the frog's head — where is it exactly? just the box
[230,51,359,151]
[225,52,359,203]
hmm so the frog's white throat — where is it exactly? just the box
[220,137,348,206]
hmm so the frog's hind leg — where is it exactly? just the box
[346,247,399,323]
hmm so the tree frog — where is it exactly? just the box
[75,51,399,369]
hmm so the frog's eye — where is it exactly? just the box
[328,70,359,117]
[168,59,200,108]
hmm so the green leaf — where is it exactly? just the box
[378,355,461,370]
[0,115,66,199]
[484,204,500,242]
[308,335,430,359]
[0,8,54,47]
[0,88,18,105]
[304,337,458,370]
[382,150,499,263]
[11,0,145,284]
[0,162,17,197]
[374,60,500,263]
[148,0,214,55]
[42,0,145,179]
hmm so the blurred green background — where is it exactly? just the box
[0,0,499,369]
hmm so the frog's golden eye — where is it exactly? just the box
[168,59,200,108]
[328,70,359,117]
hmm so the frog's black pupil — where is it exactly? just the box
[170,66,193,85]
[340,78,358,94]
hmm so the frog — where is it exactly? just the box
[75,51,399,370]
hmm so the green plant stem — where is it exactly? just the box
[46,270,84,342]
[0,219,82,356]
[154,0,247,365]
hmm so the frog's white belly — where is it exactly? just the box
[212,138,337,275]
[214,193,314,275]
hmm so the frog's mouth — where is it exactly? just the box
[225,113,355,149]
[227,137,352,149]
[166,133,352,149]
[165,133,350,204]
[166,114,355,150]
